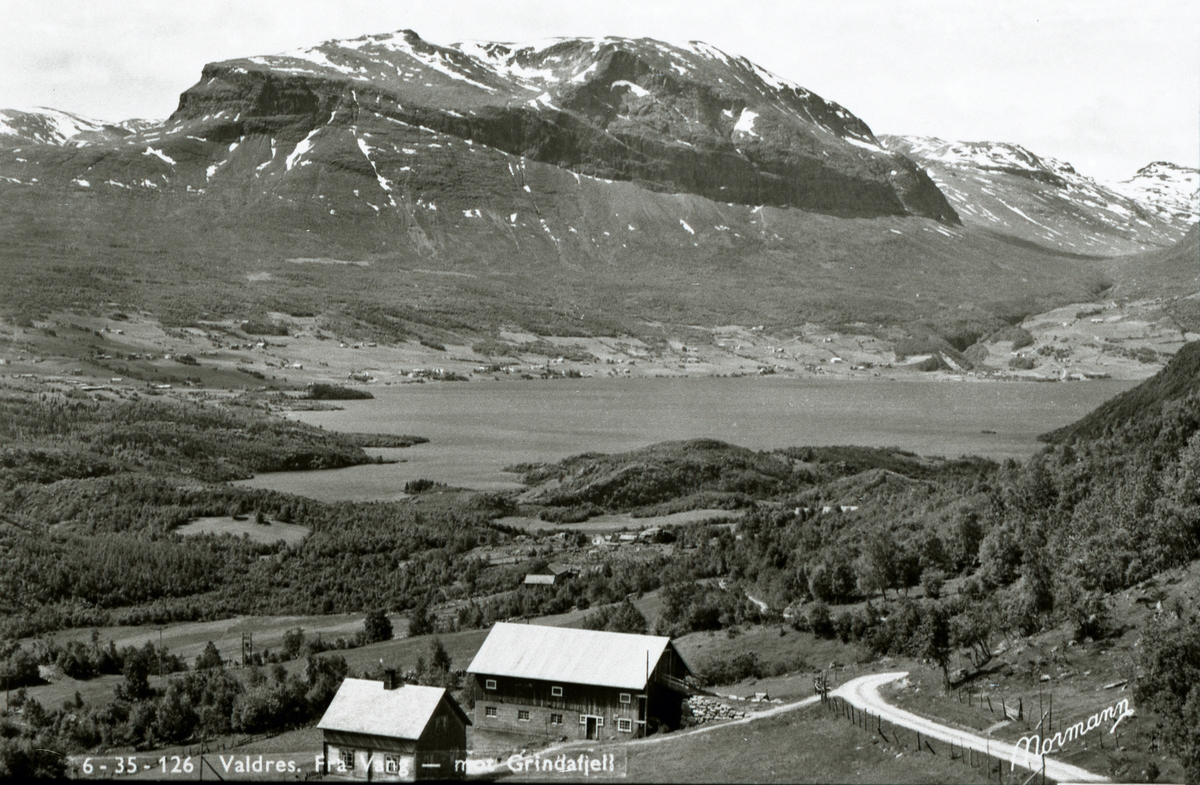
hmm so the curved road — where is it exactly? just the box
[832,671,1109,783]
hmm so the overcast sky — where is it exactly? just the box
[1,0,1196,182]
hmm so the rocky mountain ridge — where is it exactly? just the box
[1111,161,1199,225]
[158,30,956,221]
[883,135,1196,256]
[0,107,154,147]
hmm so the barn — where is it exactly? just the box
[522,563,577,587]
[466,622,693,740]
[317,674,470,781]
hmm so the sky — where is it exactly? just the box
[1,0,1196,183]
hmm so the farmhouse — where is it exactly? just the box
[317,674,470,781]
[467,622,693,740]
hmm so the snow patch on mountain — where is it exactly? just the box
[142,147,176,165]
[733,108,760,137]
[611,80,650,98]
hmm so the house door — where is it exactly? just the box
[585,716,598,740]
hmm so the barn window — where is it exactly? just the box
[617,718,633,732]
[619,693,631,704]
[485,679,497,690]
[435,716,447,735]
[384,755,402,774]
[579,714,587,725]
[597,717,604,726]
[550,713,563,725]
[339,748,355,768]
[485,706,497,718]
[518,710,530,721]
[551,686,563,697]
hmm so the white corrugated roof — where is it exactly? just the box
[466,622,671,690]
[317,679,450,739]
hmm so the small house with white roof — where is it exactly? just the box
[466,622,693,740]
[317,673,470,780]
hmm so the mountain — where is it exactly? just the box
[882,136,1191,255]
[63,32,959,222]
[0,30,1188,349]
[1110,161,1199,225]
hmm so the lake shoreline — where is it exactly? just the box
[235,375,1137,503]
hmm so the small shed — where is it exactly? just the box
[317,675,470,780]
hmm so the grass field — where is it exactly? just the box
[174,516,311,546]
[625,704,991,783]
[29,611,393,669]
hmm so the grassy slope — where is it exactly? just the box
[0,131,1121,347]
[626,704,989,783]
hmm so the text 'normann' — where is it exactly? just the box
[1012,697,1135,770]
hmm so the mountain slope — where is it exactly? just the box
[1041,338,1200,444]
[0,29,1177,348]
[883,135,1189,255]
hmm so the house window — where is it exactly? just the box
[435,716,447,735]
[551,686,563,697]
[550,713,563,725]
[518,710,530,721]
[619,693,631,704]
[384,755,402,774]
[339,748,355,769]
[485,679,497,690]
[617,718,633,732]
[485,706,497,718]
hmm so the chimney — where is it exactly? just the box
[383,669,399,690]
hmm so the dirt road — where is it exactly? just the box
[832,671,1109,783]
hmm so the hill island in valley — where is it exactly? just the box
[0,26,1198,783]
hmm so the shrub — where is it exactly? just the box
[806,601,834,639]
[194,641,223,671]
[306,384,373,401]
[361,611,393,644]
[701,652,762,685]
[583,599,648,635]
[241,320,288,336]
[921,568,946,600]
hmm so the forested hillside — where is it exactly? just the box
[3,343,1200,777]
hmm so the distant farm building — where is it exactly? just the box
[522,562,577,587]
[467,622,694,740]
[317,674,470,780]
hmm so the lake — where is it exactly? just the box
[235,376,1135,502]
